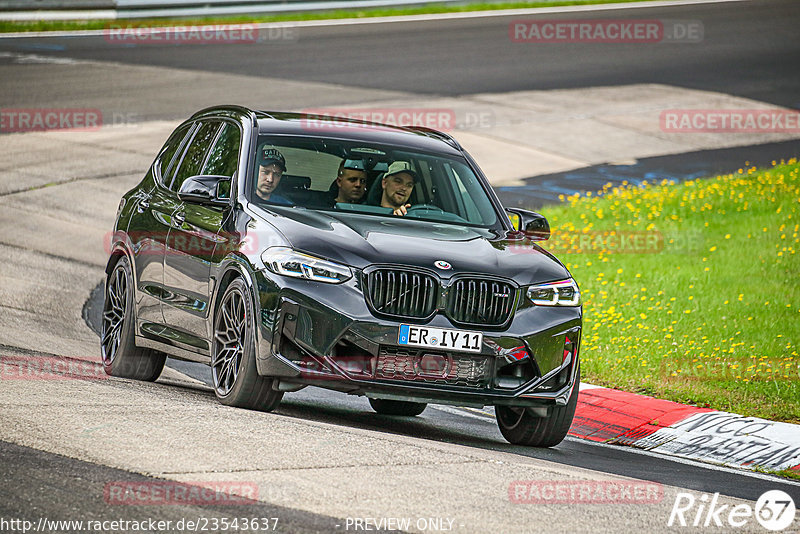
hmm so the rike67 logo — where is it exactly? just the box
[668,490,796,531]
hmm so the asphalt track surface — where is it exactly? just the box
[81,285,800,505]
[1,0,798,203]
[0,440,342,534]
[1,0,799,110]
[2,0,800,530]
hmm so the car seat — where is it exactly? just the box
[365,173,385,205]
[274,175,311,204]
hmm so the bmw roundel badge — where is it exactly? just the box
[434,260,452,270]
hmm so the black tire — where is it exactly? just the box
[211,277,283,412]
[101,256,166,381]
[368,398,427,416]
[496,365,580,447]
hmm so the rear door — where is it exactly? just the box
[162,120,240,353]
[128,122,194,330]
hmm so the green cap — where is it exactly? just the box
[384,161,419,181]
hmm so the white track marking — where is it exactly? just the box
[0,0,750,39]
[564,436,800,486]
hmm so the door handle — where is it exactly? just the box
[137,199,150,213]
[173,212,186,226]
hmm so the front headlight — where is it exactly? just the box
[527,278,581,306]
[261,247,352,284]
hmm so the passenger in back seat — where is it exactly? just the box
[330,159,368,205]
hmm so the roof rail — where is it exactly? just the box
[254,111,278,120]
[191,105,257,126]
[404,125,461,150]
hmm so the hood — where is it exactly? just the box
[252,207,569,286]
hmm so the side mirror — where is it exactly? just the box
[505,208,550,241]
[178,175,231,206]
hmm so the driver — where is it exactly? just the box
[379,161,417,216]
[255,147,292,205]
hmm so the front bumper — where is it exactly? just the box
[252,270,581,409]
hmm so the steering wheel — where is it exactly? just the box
[405,204,445,214]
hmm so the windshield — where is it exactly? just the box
[249,135,499,228]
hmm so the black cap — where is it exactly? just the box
[259,147,286,171]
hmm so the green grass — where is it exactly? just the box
[539,160,800,423]
[753,466,800,481]
[0,0,657,33]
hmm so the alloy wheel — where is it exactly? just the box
[496,406,526,430]
[101,264,128,366]
[212,288,247,396]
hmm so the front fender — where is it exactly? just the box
[207,254,276,372]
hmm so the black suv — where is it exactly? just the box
[102,106,582,447]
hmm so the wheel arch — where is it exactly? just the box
[209,253,273,377]
[210,254,262,332]
[104,240,138,302]
[105,247,125,273]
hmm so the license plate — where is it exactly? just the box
[398,324,483,353]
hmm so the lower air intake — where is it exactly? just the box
[375,346,491,389]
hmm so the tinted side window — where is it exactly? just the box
[170,121,220,192]
[202,122,241,178]
[155,123,191,185]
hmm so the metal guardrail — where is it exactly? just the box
[0,0,457,20]
[0,0,454,11]
[116,0,331,5]
[0,0,112,7]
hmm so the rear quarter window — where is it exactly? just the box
[154,123,192,186]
